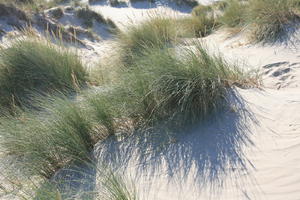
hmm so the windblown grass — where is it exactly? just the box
[0,96,97,178]
[0,37,87,109]
[87,93,120,136]
[116,41,258,130]
[220,0,300,42]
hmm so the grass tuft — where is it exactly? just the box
[248,0,300,42]
[117,41,258,130]
[117,16,178,65]
[0,96,96,178]
[220,0,300,42]
[179,6,217,38]
[0,37,87,109]
[76,6,106,27]
[219,0,247,28]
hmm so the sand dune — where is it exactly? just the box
[1,1,300,199]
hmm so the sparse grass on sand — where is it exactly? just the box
[0,37,87,110]
[220,0,300,42]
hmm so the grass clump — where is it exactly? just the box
[220,0,300,42]
[178,4,218,38]
[76,6,118,31]
[0,97,98,178]
[0,38,87,109]
[76,6,106,27]
[247,0,300,42]
[177,15,216,38]
[219,0,247,28]
[117,16,178,65]
[87,93,120,136]
[118,41,257,130]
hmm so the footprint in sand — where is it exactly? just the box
[262,61,289,69]
[262,61,300,89]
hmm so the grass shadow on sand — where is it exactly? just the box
[94,89,259,197]
[50,160,97,199]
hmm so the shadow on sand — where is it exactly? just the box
[49,89,259,198]
[51,160,97,199]
[94,89,259,197]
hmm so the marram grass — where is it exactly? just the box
[0,96,96,178]
[117,41,258,131]
[220,0,300,42]
[0,37,87,109]
[117,16,178,65]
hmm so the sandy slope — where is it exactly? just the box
[93,29,300,199]
[94,88,300,199]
